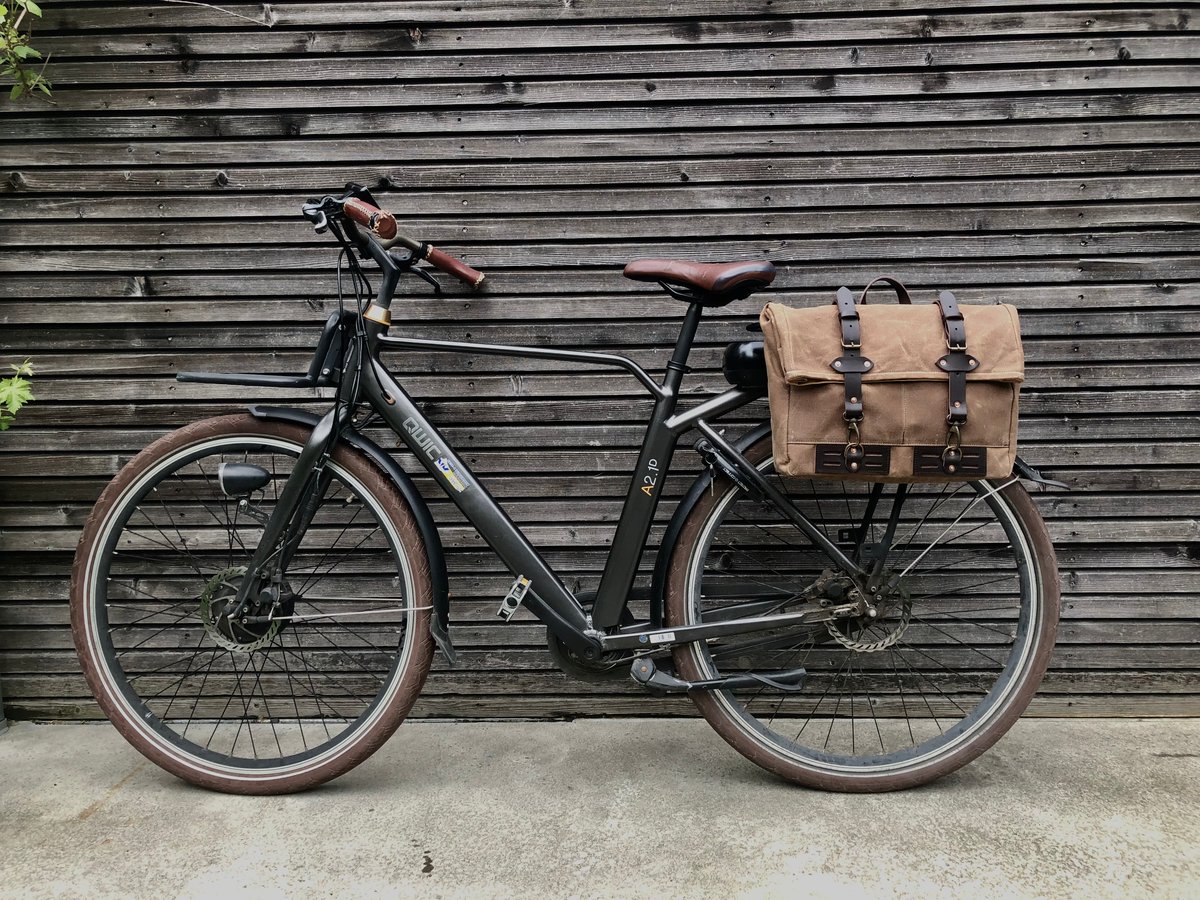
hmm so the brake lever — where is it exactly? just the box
[302,196,338,233]
[410,265,443,295]
[385,248,441,295]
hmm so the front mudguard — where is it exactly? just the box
[248,405,456,665]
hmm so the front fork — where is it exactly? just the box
[225,404,349,620]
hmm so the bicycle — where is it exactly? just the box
[71,183,1061,794]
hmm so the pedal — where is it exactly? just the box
[497,575,532,621]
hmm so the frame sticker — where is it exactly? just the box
[435,457,468,492]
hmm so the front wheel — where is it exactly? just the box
[71,414,435,794]
[665,435,1059,792]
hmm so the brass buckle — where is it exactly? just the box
[941,424,963,474]
[843,421,865,472]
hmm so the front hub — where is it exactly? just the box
[199,566,293,652]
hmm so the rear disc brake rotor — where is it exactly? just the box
[826,581,913,653]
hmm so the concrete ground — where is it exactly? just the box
[0,719,1196,899]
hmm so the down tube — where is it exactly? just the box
[363,357,596,652]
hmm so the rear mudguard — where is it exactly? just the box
[647,422,1063,628]
[248,405,456,665]
[648,422,772,628]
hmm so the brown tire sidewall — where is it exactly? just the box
[70,414,436,795]
[665,435,1060,792]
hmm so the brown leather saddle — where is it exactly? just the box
[623,258,776,306]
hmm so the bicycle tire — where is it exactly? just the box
[664,433,1059,792]
[71,414,435,794]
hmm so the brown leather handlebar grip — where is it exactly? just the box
[342,197,398,241]
[424,244,486,290]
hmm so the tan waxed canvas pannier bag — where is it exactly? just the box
[760,277,1024,482]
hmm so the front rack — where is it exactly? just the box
[176,310,351,389]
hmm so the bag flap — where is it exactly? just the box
[760,300,1024,385]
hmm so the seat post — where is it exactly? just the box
[664,302,703,393]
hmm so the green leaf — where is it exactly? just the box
[23,0,42,15]
[0,376,33,413]
[11,358,33,377]
[36,80,50,95]
[9,81,22,100]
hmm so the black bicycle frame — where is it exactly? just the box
[200,229,870,659]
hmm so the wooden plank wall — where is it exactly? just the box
[0,1,1197,719]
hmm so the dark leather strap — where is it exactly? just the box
[937,290,967,351]
[832,286,873,424]
[831,286,876,471]
[859,276,912,305]
[835,285,861,350]
[932,290,982,474]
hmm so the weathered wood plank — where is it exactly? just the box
[8,148,1200,193]
[3,258,1194,300]
[38,4,1195,34]
[8,202,1200,248]
[8,94,1200,140]
[6,693,1200,721]
[39,37,1200,85]
[4,230,1196,272]
[7,415,1200,458]
[4,177,1200,224]
[3,281,1196,322]
[16,67,1197,116]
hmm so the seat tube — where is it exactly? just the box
[591,303,703,629]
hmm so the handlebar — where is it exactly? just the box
[339,196,486,290]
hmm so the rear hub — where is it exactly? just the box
[826,574,912,652]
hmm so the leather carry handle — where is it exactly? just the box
[858,276,911,305]
[342,197,486,290]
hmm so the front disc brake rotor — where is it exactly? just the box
[199,565,281,653]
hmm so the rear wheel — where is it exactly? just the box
[664,435,1059,791]
[71,414,435,794]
